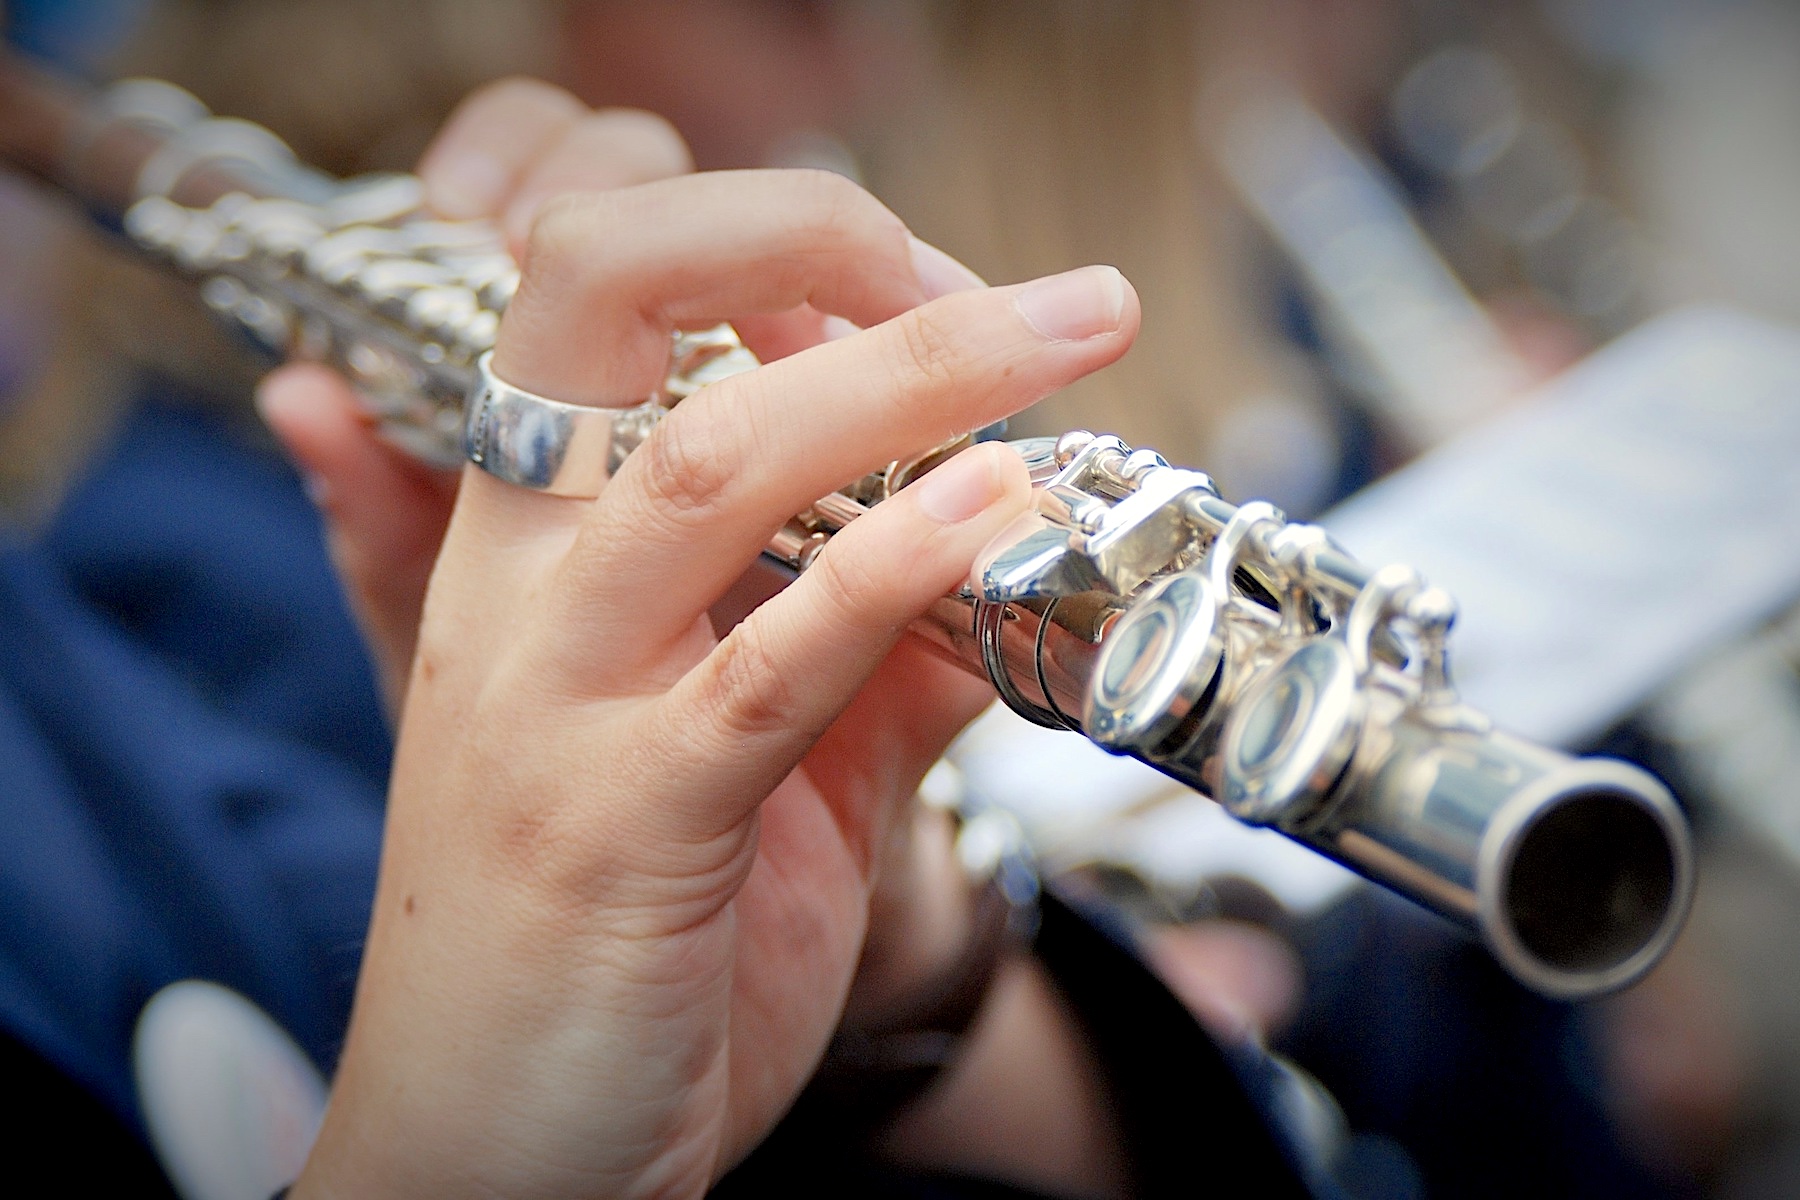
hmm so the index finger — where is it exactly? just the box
[537,266,1140,688]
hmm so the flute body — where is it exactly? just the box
[0,56,1693,1000]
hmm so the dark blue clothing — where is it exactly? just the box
[1278,887,1676,1200]
[0,398,388,1129]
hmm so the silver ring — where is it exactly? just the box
[462,351,664,499]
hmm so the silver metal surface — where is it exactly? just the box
[1084,570,1224,753]
[1,65,1700,1000]
[977,598,1070,730]
[1219,637,1363,826]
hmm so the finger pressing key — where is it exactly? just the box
[639,441,1035,843]
[537,265,1140,688]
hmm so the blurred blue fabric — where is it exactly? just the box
[0,397,388,1129]
[6,0,151,76]
[1277,886,1677,1199]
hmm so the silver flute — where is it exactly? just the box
[0,55,1693,1000]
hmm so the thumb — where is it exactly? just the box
[257,363,460,713]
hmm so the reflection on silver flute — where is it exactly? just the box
[0,56,1693,1000]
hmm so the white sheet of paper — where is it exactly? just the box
[1322,305,1800,748]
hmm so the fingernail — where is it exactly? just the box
[424,151,509,219]
[909,235,986,299]
[912,446,1005,524]
[820,315,862,341]
[1015,265,1126,341]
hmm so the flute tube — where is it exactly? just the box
[919,593,1692,1000]
[1287,719,1691,998]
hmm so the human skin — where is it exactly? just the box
[266,83,1143,1198]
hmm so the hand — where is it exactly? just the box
[293,165,1140,1197]
[257,79,692,712]
[260,75,1014,1043]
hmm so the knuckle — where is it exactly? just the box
[704,626,799,742]
[631,409,738,527]
[791,168,904,243]
[515,192,616,307]
[491,790,578,879]
[461,673,609,880]
[806,540,888,627]
[520,191,603,269]
[889,304,967,397]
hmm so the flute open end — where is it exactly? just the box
[1479,767,1692,1000]
[1314,734,1695,1002]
